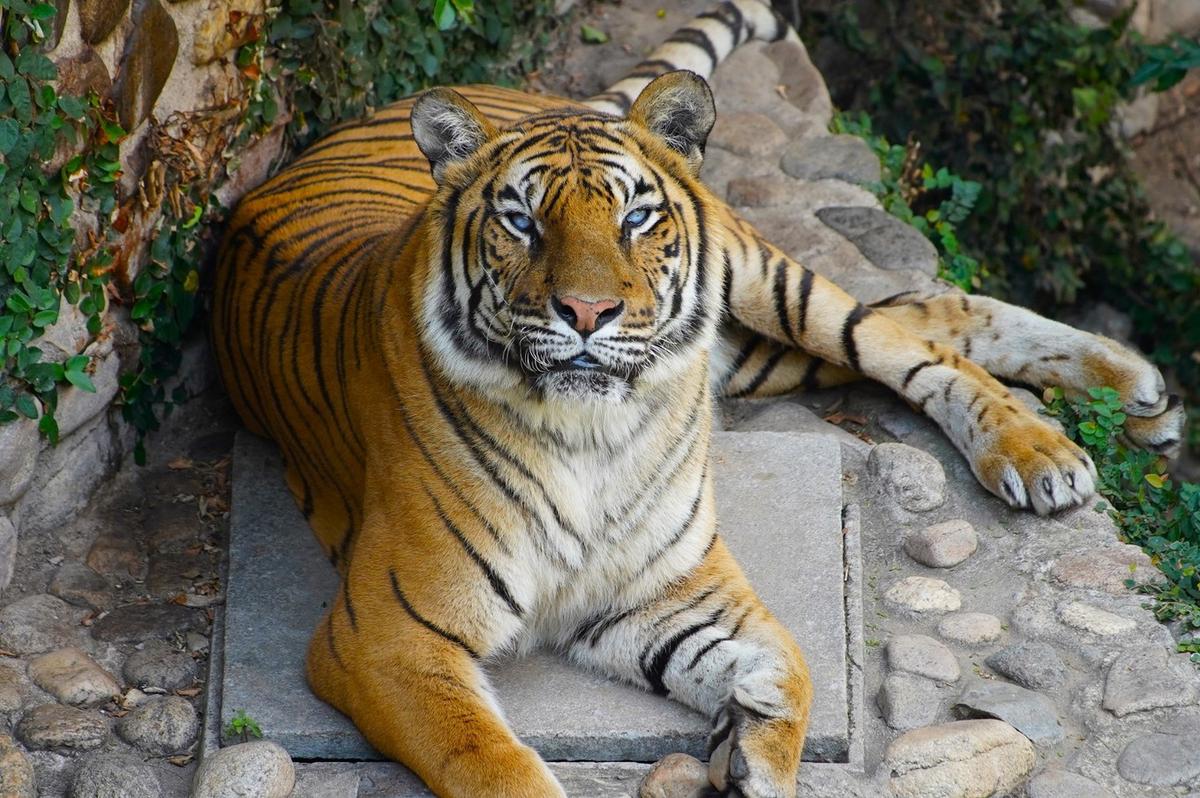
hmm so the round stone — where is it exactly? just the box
[984,641,1066,690]
[1050,545,1158,594]
[877,673,941,731]
[884,719,1035,798]
[1117,732,1200,787]
[1057,601,1135,636]
[123,640,198,690]
[868,443,946,513]
[29,647,121,707]
[708,112,788,159]
[117,696,198,755]
[70,752,161,798]
[192,741,296,798]
[1027,769,1114,798]
[937,613,1004,646]
[954,680,1065,746]
[884,576,961,615]
[638,752,710,798]
[1102,647,1200,717]
[904,520,978,568]
[0,733,36,798]
[16,704,108,751]
[0,662,29,712]
[780,134,881,184]
[0,594,79,655]
[886,634,961,683]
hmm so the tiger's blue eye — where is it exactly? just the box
[624,208,650,227]
[507,212,534,233]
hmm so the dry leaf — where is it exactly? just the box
[167,457,194,471]
[175,686,203,698]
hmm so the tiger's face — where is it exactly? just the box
[414,73,720,404]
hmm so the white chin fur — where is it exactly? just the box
[536,370,631,403]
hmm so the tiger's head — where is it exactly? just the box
[412,72,722,405]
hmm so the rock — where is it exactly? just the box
[70,752,161,798]
[117,696,199,755]
[48,562,114,611]
[78,0,130,43]
[54,349,120,439]
[192,0,264,65]
[0,515,15,591]
[725,174,797,208]
[780,135,880,184]
[0,594,79,655]
[886,634,960,684]
[86,533,146,580]
[90,602,205,643]
[815,206,939,276]
[884,576,961,615]
[708,112,788,159]
[1117,732,1200,787]
[111,0,179,130]
[1027,769,1113,798]
[984,641,1066,690]
[0,733,36,798]
[192,740,296,798]
[16,704,108,751]
[884,719,1035,798]
[868,443,946,513]
[1102,647,1200,717]
[0,417,39,506]
[123,640,198,690]
[954,680,1064,746]
[903,520,978,568]
[29,647,120,707]
[1057,601,1135,636]
[638,753,710,798]
[1117,92,1159,139]
[937,613,1004,646]
[0,662,27,712]
[1050,545,1158,594]
[877,673,941,731]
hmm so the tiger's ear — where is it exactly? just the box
[627,71,716,176]
[412,88,498,183]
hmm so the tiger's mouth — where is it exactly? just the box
[525,352,636,402]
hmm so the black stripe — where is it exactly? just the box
[389,569,479,659]
[901,357,941,390]
[666,28,719,69]
[727,348,787,399]
[424,486,524,617]
[643,610,723,695]
[841,304,871,372]
[799,357,822,393]
[773,260,795,344]
[797,268,814,336]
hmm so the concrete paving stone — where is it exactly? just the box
[219,431,856,769]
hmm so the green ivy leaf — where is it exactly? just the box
[64,368,96,393]
[580,24,609,44]
[14,394,38,419]
[38,412,58,444]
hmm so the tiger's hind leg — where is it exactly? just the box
[871,292,1186,456]
[564,538,811,798]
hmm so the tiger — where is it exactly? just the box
[209,1,1186,796]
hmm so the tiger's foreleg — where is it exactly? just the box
[720,213,1097,514]
[565,538,812,798]
[306,537,563,797]
[871,292,1186,456]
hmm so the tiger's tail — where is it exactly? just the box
[585,0,798,116]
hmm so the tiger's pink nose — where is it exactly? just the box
[551,295,624,335]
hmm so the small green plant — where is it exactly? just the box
[831,111,983,292]
[224,709,263,742]
[1132,35,1200,91]
[1042,386,1200,660]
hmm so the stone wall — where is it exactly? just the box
[0,0,284,588]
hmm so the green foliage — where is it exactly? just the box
[806,1,1200,449]
[223,709,263,742]
[267,0,554,150]
[1043,387,1200,660]
[1133,35,1200,91]
[0,1,120,443]
[2,0,556,449]
[831,111,983,292]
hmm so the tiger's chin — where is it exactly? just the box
[534,369,631,404]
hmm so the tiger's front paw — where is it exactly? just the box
[973,414,1097,515]
[706,701,800,798]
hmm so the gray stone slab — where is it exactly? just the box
[220,430,853,769]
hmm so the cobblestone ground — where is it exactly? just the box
[1,2,1199,796]
[0,389,237,796]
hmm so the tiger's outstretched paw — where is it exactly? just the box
[1123,394,1186,458]
[974,416,1097,515]
[706,701,799,798]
